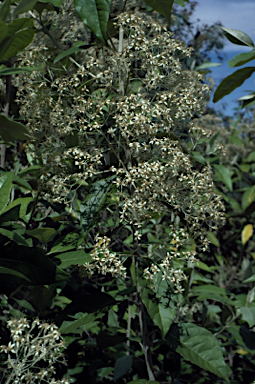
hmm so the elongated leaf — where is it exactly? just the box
[6,17,33,37]
[207,231,220,247]
[127,381,159,384]
[243,274,255,283]
[221,27,254,48]
[0,266,31,282]
[0,227,29,246]
[59,312,103,334]
[37,0,63,6]
[0,65,42,76]
[241,224,253,245]
[80,176,115,238]
[141,288,176,338]
[213,67,255,103]
[195,62,222,71]
[242,185,255,211]
[0,243,70,285]
[0,172,13,214]
[114,355,132,382]
[213,164,232,191]
[0,0,12,21]
[54,249,91,268]
[144,0,174,24]
[166,323,229,382]
[13,0,37,16]
[53,41,86,64]
[0,28,34,62]
[0,19,8,45]
[237,306,255,328]
[0,114,30,141]
[228,50,255,68]
[74,0,111,43]
[1,197,33,221]
[26,227,56,244]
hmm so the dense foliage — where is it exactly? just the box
[0,1,255,384]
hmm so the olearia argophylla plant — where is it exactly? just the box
[13,10,226,292]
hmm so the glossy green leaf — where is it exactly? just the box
[0,65,42,76]
[54,249,91,269]
[207,231,220,247]
[214,164,233,191]
[141,288,176,338]
[0,243,70,285]
[242,185,255,211]
[228,50,255,68]
[13,0,37,16]
[213,67,255,103]
[166,323,229,382]
[237,306,255,327]
[0,172,13,214]
[74,0,111,43]
[0,114,30,141]
[48,232,84,255]
[59,312,103,334]
[53,41,86,64]
[0,27,34,62]
[0,227,29,246]
[144,0,174,24]
[0,0,12,21]
[221,27,254,48]
[25,227,56,245]
[114,355,132,381]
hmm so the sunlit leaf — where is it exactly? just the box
[221,27,254,48]
[242,185,255,211]
[228,50,255,68]
[241,224,253,245]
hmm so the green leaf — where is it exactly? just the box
[59,312,103,334]
[37,0,63,7]
[221,27,254,48]
[0,114,30,141]
[207,231,220,247]
[74,0,111,43]
[213,67,255,103]
[13,0,37,16]
[166,323,229,382]
[0,266,31,282]
[127,381,159,384]
[213,164,233,191]
[195,62,222,71]
[143,0,174,24]
[0,172,13,214]
[242,185,255,211]
[0,227,29,246]
[141,288,176,338]
[228,50,255,68]
[0,243,70,285]
[0,65,42,76]
[54,249,91,268]
[18,165,42,177]
[174,0,187,6]
[53,41,86,64]
[80,176,115,239]
[48,232,84,254]
[6,17,33,37]
[0,19,8,45]
[1,197,33,221]
[243,274,255,283]
[0,0,12,21]
[25,227,56,245]
[114,355,132,381]
[237,306,255,327]
[0,27,34,62]
[191,151,206,164]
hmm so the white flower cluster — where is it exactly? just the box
[80,235,126,279]
[0,317,69,384]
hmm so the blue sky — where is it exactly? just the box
[188,0,255,116]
